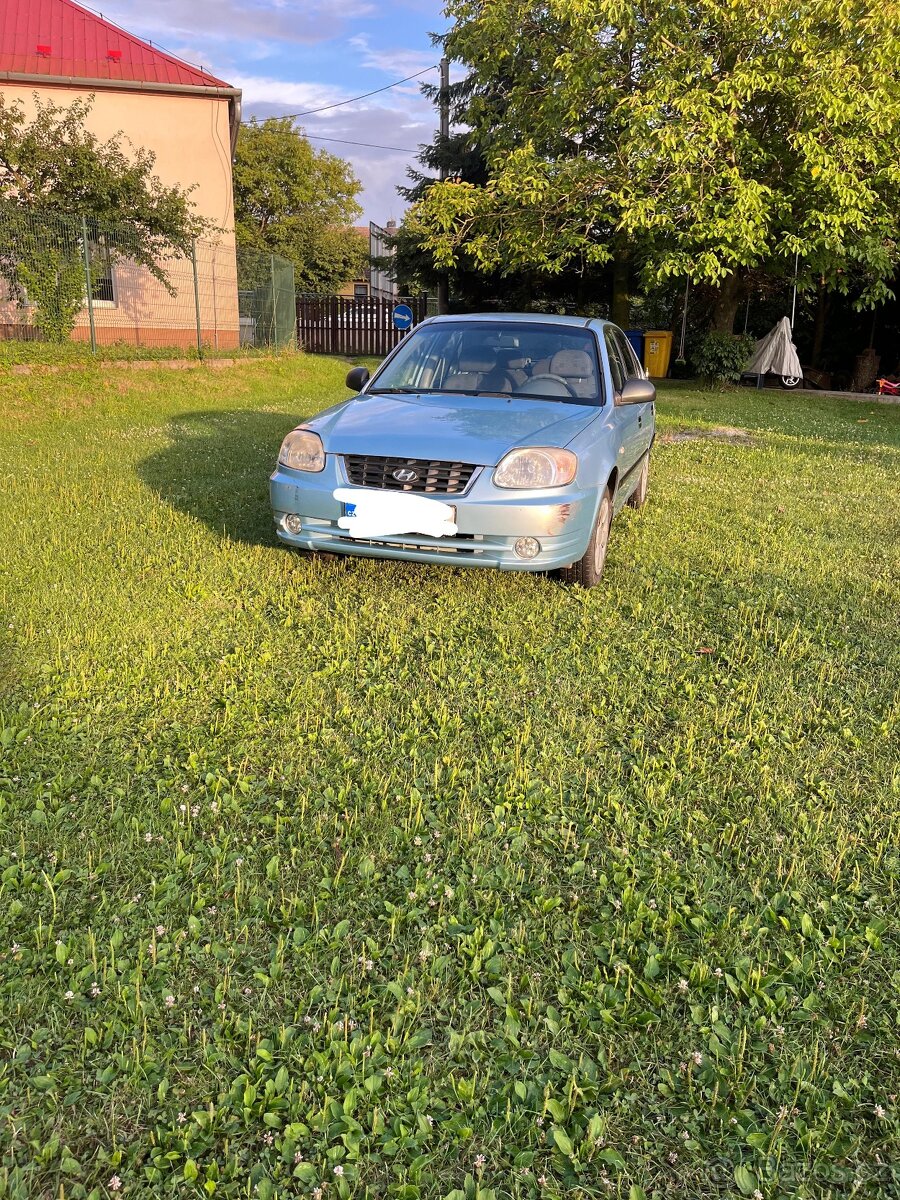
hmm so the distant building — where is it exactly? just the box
[340,220,398,301]
[0,0,242,348]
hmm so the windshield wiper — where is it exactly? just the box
[366,386,421,394]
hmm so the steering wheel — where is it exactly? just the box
[523,372,579,399]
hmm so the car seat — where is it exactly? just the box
[548,349,596,398]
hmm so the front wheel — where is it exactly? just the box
[559,486,613,588]
[780,375,801,390]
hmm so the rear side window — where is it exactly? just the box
[613,329,644,380]
[604,329,628,392]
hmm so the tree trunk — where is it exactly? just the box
[710,272,745,333]
[611,247,631,327]
[810,280,830,368]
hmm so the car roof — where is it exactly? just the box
[420,312,609,330]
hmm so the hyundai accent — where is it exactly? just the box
[270,314,655,587]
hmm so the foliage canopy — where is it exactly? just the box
[411,0,900,324]
[234,118,367,294]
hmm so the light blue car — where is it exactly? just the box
[270,314,655,586]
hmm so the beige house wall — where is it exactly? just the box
[0,83,239,348]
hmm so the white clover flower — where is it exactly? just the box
[874,1104,886,1119]
[333,1165,344,1176]
[108,1176,122,1192]
[164,995,175,1008]
[678,978,689,993]
[64,990,74,1001]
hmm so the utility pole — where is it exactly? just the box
[436,55,450,315]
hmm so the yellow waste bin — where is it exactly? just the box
[644,330,673,379]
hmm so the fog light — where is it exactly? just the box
[514,536,541,559]
[283,513,302,534]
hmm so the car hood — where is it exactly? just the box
[309,391,600,465]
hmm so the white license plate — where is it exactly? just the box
[333,487,458,539]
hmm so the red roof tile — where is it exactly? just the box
[0,0,231,90]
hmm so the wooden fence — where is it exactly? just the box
[296,295,429,357]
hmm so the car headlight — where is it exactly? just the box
[278,428,325,473]
[493,447,577,489]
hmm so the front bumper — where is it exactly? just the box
[269,457,596,571]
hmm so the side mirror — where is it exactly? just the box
[617,378,656,405]
[345,365,370,392]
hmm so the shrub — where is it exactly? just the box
[692,331,755,387]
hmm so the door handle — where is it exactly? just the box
[638,415,643,427]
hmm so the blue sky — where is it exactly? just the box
[94,0,449,221]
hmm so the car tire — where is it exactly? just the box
[626,453,650,509]
[559,486,613,588]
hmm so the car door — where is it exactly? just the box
[612,328,654,464]
[603,326,643,480]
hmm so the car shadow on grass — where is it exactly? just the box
[137,408,307,547]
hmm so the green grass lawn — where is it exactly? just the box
[0,356,898,1200]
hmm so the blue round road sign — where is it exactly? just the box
[392,303,414,331]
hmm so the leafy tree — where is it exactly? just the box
[234,118,367,293]
[392,68,613,312]
[411,0,900,332]
[0,94,202,340]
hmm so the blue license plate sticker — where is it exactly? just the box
[344,502,356,516]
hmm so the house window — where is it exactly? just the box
[354,283,368,299]
[88,234,116,305]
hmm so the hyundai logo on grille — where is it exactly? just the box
[392,467,419,482]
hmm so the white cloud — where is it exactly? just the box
[232,76,350,111]
[96,0,375,49]
[242,91,436,220]
[347,35,439,77]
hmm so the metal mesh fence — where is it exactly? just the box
[0,209,249,353]
[235,247,296,350]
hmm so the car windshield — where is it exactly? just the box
[368,320,603,405]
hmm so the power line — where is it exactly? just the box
[242,66,438,124]
[304,133,419,154]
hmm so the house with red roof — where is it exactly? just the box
[0,0,242,347]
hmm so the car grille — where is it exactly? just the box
[343,454,478,495]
